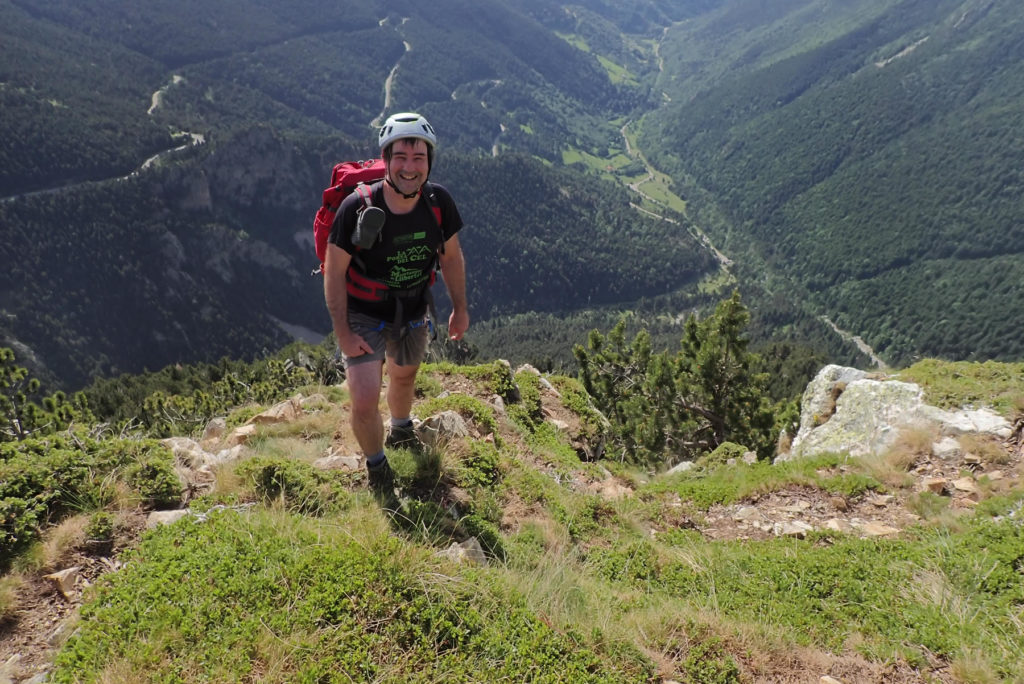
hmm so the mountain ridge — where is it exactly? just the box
[3,0,1022,390]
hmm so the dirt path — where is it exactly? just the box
[371,18,411,128]
[147,74,185,115]
[619,121,733,269]
[821,316,889,370]
[1,75,203,204]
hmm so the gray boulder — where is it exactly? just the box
[781,365,1012,461]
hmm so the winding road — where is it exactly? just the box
[1,75,204,204]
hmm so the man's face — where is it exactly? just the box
[387,139,430,197]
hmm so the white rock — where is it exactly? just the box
[795,364,869,437]
[785,365,1014,462]
[931,437,962,460]
[824,518,855,533]
[0,654,21,684]
[440,537,488,566]
[226,423,257,446]
[733,506,764,522]
[774,521,814,538]
[300,393,329,408]
[313,454,362,471]
[550,418,570,432]
[588,479,633,501]
[952,477,979,494]
[201,416,227,442]
[854,522,900,537]
[212,444,248,465]
[667,460,695,475]
[44,567,80,599]
[920,406,1012,439]
[49,615,77,646]
[247,395,303,425]
[147,510,189,529]
[417,410,469,448]
[161,437,210,469]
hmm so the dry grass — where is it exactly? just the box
[959,433,1012,466]
[861,426,934,489]
[0,572,25,622]
[39,514,89,572]
[950,649,1002,684]
[257,408,343,443]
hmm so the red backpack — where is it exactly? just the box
[311,159,441,275]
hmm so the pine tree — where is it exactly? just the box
[574,292,776,467]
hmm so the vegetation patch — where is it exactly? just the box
[647,453,884,510]
[897,359,1024,418]
[53,509,653,682]
[0,435,172,567]
[235,456,350,516]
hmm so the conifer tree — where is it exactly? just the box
[574,292,775,466]
[0,348,92,442]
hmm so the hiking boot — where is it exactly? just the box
[366,457,400,508]
[385,422,420,450]
[366,457,395,492]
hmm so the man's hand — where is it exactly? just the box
[340,330,373,357]
[448,309,469,341]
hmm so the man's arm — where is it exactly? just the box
[324,243,371,356]
[438,233,469,340]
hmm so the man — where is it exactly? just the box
[324,112,469,495]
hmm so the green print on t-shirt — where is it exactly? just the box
[387,264,429,287]
[393,231,427,245]
[387,246,433,266]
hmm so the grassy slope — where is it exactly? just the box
[3,359,1021,682]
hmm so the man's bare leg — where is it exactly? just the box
[386,359,419,422]
[347,360,385,457]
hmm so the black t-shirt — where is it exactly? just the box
[329,181,463,321]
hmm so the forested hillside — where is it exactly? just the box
[0,0,726,389]
[644,0,1024,365]
[2,0,1021,392]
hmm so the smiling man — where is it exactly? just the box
[323,112,469,499]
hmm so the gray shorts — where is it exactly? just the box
[343,312,430,368]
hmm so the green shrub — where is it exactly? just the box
[459,514,506,561]
[907,491,951,519]
[85,511,115,541]
[452,441,502,489]
[125,452,182,510]
[821,472,883,499]
[508,370,543,431]
[414,373,443,398]
[699,441,749,468]
[417,393,500,440]
[0,435,170,565]
[235,456,348,515]
[589,540,660,586]
[682,637,741,684]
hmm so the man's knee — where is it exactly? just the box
[350,393,380,422]
[347,363,383,418]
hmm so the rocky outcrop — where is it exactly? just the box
[782,365,1013,461]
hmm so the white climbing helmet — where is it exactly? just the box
[378,112,437,151]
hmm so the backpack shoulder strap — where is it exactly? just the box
[354,181,376,210]
[421,182,445,253]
